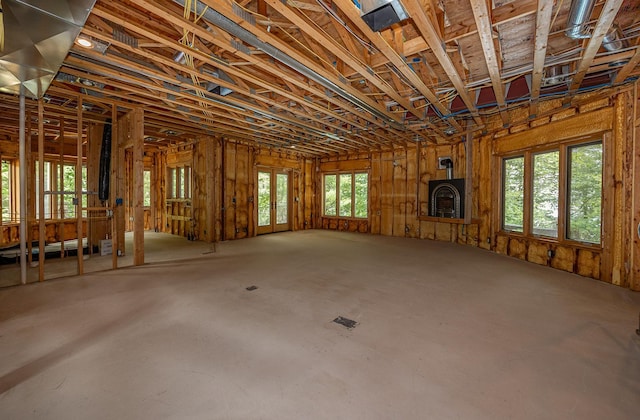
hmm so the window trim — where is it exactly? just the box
[498,137,604,248]
[322,171,369,219]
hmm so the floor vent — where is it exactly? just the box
[246,285,258,291]
[333,316,357,329]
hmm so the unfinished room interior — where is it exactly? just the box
[1,0,640,417]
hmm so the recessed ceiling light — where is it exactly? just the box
[76,37,94,48]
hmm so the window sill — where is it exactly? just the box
[497,231,602,251]
[321,216,368,221]
[418,216,480,225]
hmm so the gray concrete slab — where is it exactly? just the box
[1,230,639,419]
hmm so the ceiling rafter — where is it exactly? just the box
[137,0,400,138]
[529,0,555,117]
[613,37,640,84]
[402,0,483,127]
[62,54,360,152]
[565,0,625,102]
[196,0,403,127]
[332,0,464,136]
[469,0,509,125]
[261,0,424,121]
[89,2,401,149]
[345,0,538,78]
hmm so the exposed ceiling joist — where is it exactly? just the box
[529,0,555,117]
[470,0,508,125]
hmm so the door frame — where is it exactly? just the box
[255,166,292,235]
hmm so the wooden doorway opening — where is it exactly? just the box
[257,169,290,235]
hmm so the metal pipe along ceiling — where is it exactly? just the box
[565,0,597,39]
[172,0,403,128]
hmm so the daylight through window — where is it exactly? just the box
[501,140,602,245]
[323,172,368,219]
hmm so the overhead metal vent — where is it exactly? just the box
[360,0,408,32]
[565,0,596,39]
[0,0,97,99]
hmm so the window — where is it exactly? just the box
[143,170,151,207]
[35,161,53,219]
[532,151,559,237]
[339,174,352,217]
[502,157,524,232]
[354,173,368,218]
[58,164,87,219]
[501,140,602,245]
[567,142,602,243]
[1,159,14,223]
[324,174,337,216]
[323,172,368,218]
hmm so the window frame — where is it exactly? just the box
[1,158,18,224]
[499,138,603,247]
[322,171,369,219]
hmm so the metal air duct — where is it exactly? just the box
[565,0,597,39]
[359,0,409,32]
[602,25,627,51]
[172,0,401,128]
[0,0,97,98]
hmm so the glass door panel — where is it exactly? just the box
[257,169,290,234]
[275,173,289,231]
[257,171,271,227]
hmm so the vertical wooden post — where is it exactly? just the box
[26,110,33,265]
[58,117,65,257]
[630,82,640,290]
[464,127,473,224]
[110,104,118,269]
[611,93,626,285]
[87,123,105,252]
[150,153,157,232]
[76,97,84,275]
[18,88,27,285]
[38,99,45,281]
[211,138,218,243]
[557,147,568,245]
[132,108,145,266]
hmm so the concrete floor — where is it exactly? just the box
[0,232,216,287]
[0,230,639,419]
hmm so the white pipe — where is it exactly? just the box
[19,87,27,285]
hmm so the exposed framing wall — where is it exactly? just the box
[316,87,638,289]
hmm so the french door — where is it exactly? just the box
[257,169,290,234]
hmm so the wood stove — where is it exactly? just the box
[428,178,465,219]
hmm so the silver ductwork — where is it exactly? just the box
[0,0,97,98]
[602,25,627,51]
[565,0,597,39]
[359,0,409,32]
[172,0,401,128]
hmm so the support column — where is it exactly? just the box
[132,108,144,266]
[38,99,45,281]
[76,97,84,275]
[631,82,640,290]
[18,88,27,285]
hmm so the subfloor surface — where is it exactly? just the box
[1,230,639,419]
